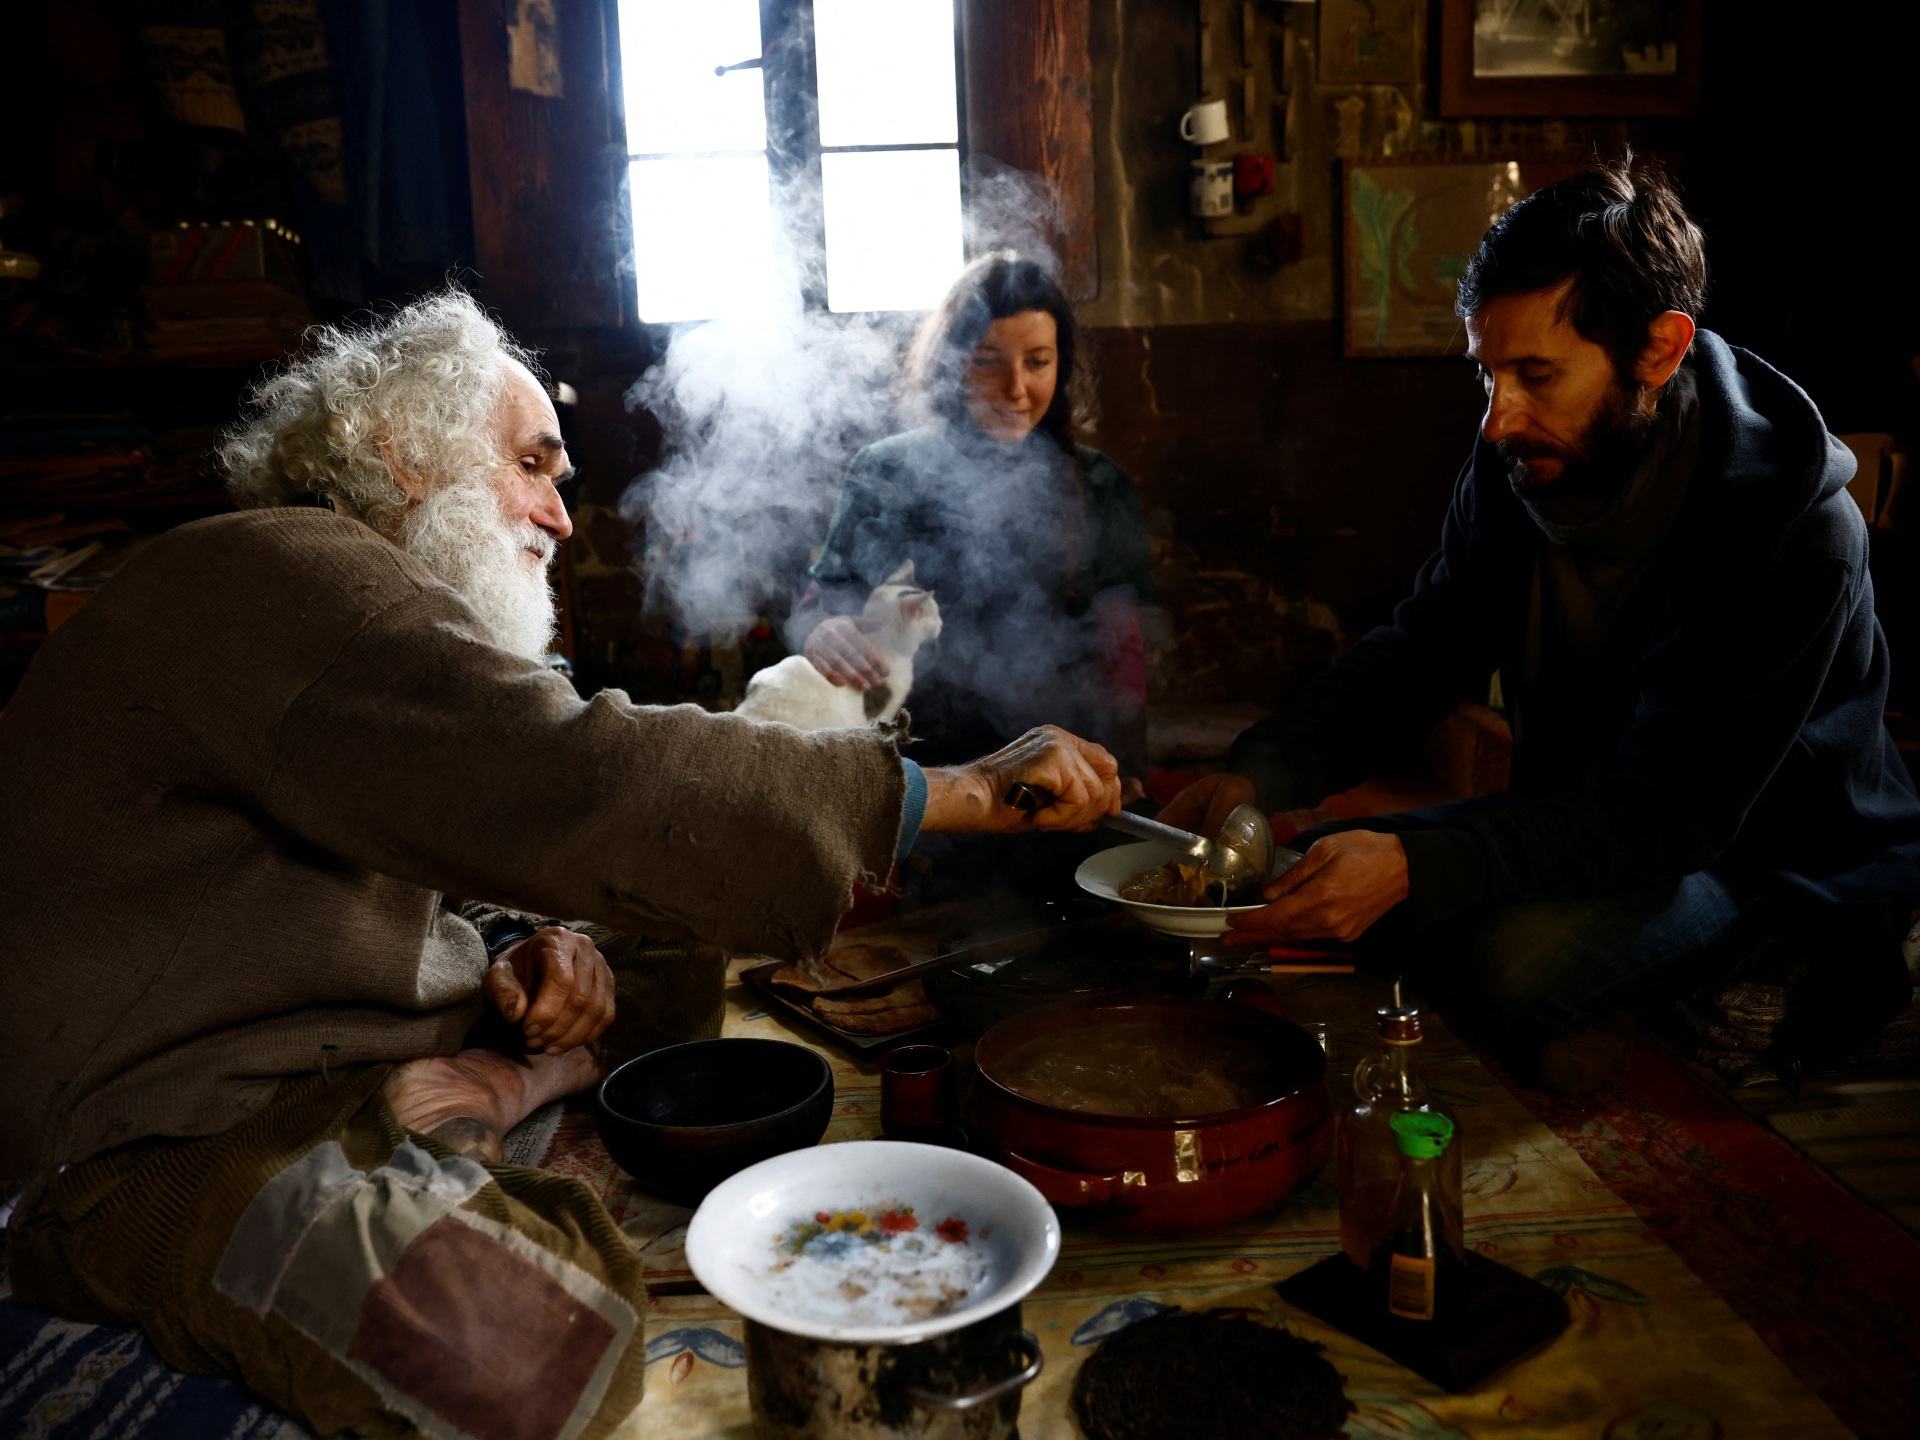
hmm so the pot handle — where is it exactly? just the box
[1000,1148,1120,1206]
[907,1330,1045,1411]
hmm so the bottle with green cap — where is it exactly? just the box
[1337,979,1460,1270]
[1369,1110,1466,1328]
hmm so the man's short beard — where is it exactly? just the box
[399,471,558,661]
[1502,375,1660,503]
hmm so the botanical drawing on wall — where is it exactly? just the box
[1344,160,1562,357]
[1473,0,1683,78]
[1319,0,1419,85]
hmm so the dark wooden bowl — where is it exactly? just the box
[597,1038,835,1206]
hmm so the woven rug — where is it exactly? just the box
[0,1287,307,1440]
[7,998,1910,1439]
[1466,1030,1920,1440]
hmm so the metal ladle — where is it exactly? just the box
[1209,803,1285,893]
[1002,786,1297,894]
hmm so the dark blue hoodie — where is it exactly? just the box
[1231,331,1920,927]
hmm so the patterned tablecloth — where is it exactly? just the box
[566,960,1847,1439]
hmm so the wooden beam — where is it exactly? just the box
[960,0,1098,301]
[456,0,630,330]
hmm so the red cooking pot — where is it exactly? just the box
[969,995,1332,1231]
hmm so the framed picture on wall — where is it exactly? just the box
[1341,157,1583,358]
[1438,0,1703,116]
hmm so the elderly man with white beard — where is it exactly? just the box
[0,290,1122,1440]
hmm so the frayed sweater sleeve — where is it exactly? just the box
[266,591,907,962]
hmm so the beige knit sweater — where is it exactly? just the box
[0,509,905,1190]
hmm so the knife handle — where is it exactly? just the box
[1003,782,1050,812]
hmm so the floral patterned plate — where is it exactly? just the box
[685,1141,1060,1344]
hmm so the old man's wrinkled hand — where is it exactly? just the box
[921,724,1123,834]
[484,926,616,1055]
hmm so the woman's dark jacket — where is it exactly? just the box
[800,424,1155,771]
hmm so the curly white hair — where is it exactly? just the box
[219,288,536,532]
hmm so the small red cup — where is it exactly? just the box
[1234,153,1275,198]
[880,1045,958,1133]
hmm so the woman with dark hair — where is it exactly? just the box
[793,253,1154,892]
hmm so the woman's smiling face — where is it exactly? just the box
[963,309,1059,443]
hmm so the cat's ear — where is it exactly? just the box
[884,559,916,586]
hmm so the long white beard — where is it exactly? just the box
[399,472,558,661]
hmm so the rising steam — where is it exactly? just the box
[620,161,1073,646]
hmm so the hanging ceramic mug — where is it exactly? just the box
[1179,97,1230,146]
[1189,158,1234,218]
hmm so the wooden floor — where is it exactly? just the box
[1688,937,1920,1239]
[1722,1069,1920,1238]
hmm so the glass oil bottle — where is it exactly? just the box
[1371,1110,1466,1329]
[1337,981,1459,1269]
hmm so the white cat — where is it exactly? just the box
[736,563,942,731]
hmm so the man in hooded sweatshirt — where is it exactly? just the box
[1163,160,1920,1090]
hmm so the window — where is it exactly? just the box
[617,0,965,323]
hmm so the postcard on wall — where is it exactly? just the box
[1319,0,1419,85]
[508,0,565,98]
[1341,159,1578,358]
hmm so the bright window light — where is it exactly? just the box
[631,157,777,323]
[617,0,963,319]
[814,0,959,148]
[821,150,964,313]
[618,0,767,154]
[621,0,776,323]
